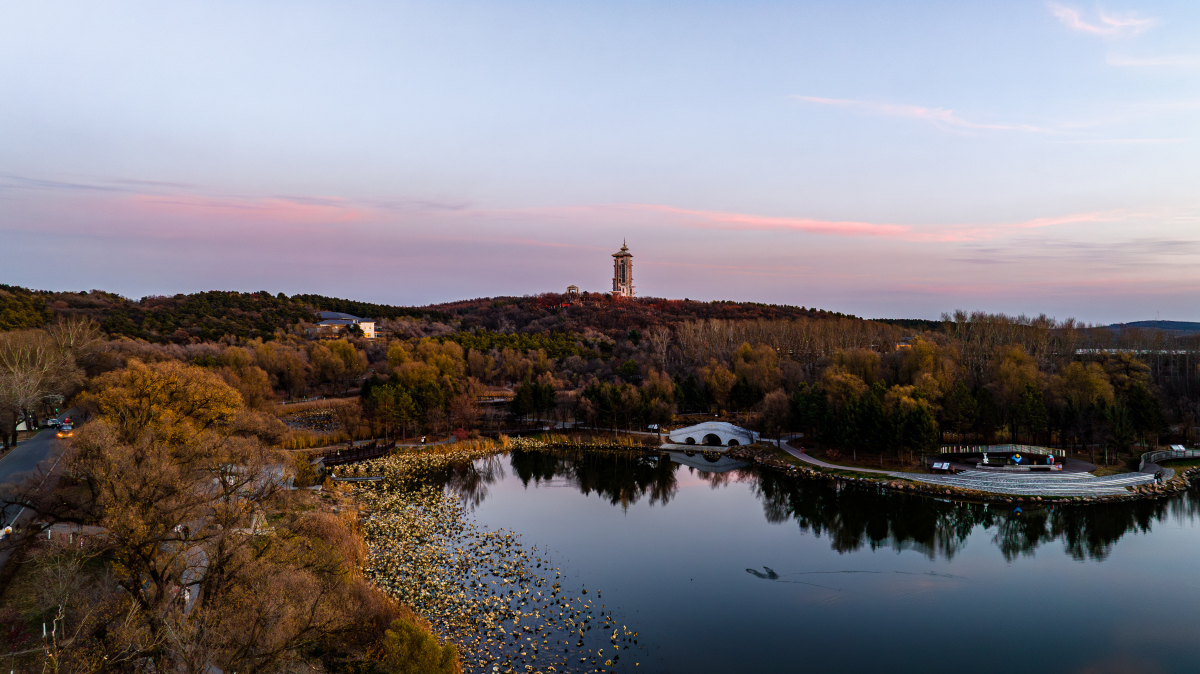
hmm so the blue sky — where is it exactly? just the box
[2,1,1198,322]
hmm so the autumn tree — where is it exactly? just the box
[832,348,881,385]
[82,359,242,444]
[6,361,430,673]
[756,389,791,446]
[215,346,273,409]
[990,345,1042,442]
[700,359,736,412]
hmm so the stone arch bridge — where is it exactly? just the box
[668,421,760,447]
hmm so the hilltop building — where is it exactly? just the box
[309,311,376,339]
[612,240,634,297]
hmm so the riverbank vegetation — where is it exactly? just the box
[0,355,461,673]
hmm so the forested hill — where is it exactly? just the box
[1,285,862,343]
[1107,321,1200,336]
[0,285,53,330]
[423,293,856,335]
[0,286,440,343]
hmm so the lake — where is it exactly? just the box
[437,449,1200,674]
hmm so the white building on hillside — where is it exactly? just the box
[309,311,375,339]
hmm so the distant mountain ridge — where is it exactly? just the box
[1107,320,1200,335]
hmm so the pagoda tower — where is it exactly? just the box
[612,240,634,297]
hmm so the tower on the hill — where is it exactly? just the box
[612,240,634,297]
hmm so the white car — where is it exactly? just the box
[44,418,62,428]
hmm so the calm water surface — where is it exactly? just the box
[437,450,1200,673]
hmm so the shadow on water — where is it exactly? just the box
[438,449,1200,563]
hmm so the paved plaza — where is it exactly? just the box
[902,469,1159,497]
[780,443,1165,497]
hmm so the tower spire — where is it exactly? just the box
[612,240,634,297]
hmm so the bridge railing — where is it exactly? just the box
[1139,448,1200,472]
[940,444,1065,458]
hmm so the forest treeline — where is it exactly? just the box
[4,288,1199,464]
[0,286,444,343]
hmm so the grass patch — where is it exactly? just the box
[765,446,891,481]
[1158,458,1200,470]
[800,445,925,474]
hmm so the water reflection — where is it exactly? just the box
[437,449,1200,563]
[437,453,508,508]
[510,449,679,509]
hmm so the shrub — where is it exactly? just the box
[378,617,460,674]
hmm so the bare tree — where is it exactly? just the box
[0,329,82,445]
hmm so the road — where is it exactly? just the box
[0,413,72,528]
[0,416,70,577]
[0,430,63,491]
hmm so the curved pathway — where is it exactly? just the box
[779,445,895,475]
[779,443,1158,497]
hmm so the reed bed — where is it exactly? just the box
[271,397,355,414]
[279,429,352,450]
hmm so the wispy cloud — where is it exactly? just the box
[617,204,1123,243]
[128,194,368,224]
[1050,4,1157,37]
[0,171,1147,250]
[955,237,1200,272]
[792,96,1051,132]
[1106,54,1199,67]
[629,204,911,238]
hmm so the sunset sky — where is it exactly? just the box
[3,1,1198,322]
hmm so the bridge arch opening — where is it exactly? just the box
[684,437,696,445]
[703,433,722,446]
[727,439,739,447]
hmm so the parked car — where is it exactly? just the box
[44,418,62,428]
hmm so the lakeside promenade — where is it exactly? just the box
[779,443,1163,497]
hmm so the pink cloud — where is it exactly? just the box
[3,174,1134,251]
[127,194,369,224]
[1050,4,1157,37]
[611,203,1123,243]
[629,204,912,238]
[793,96,1051,133]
